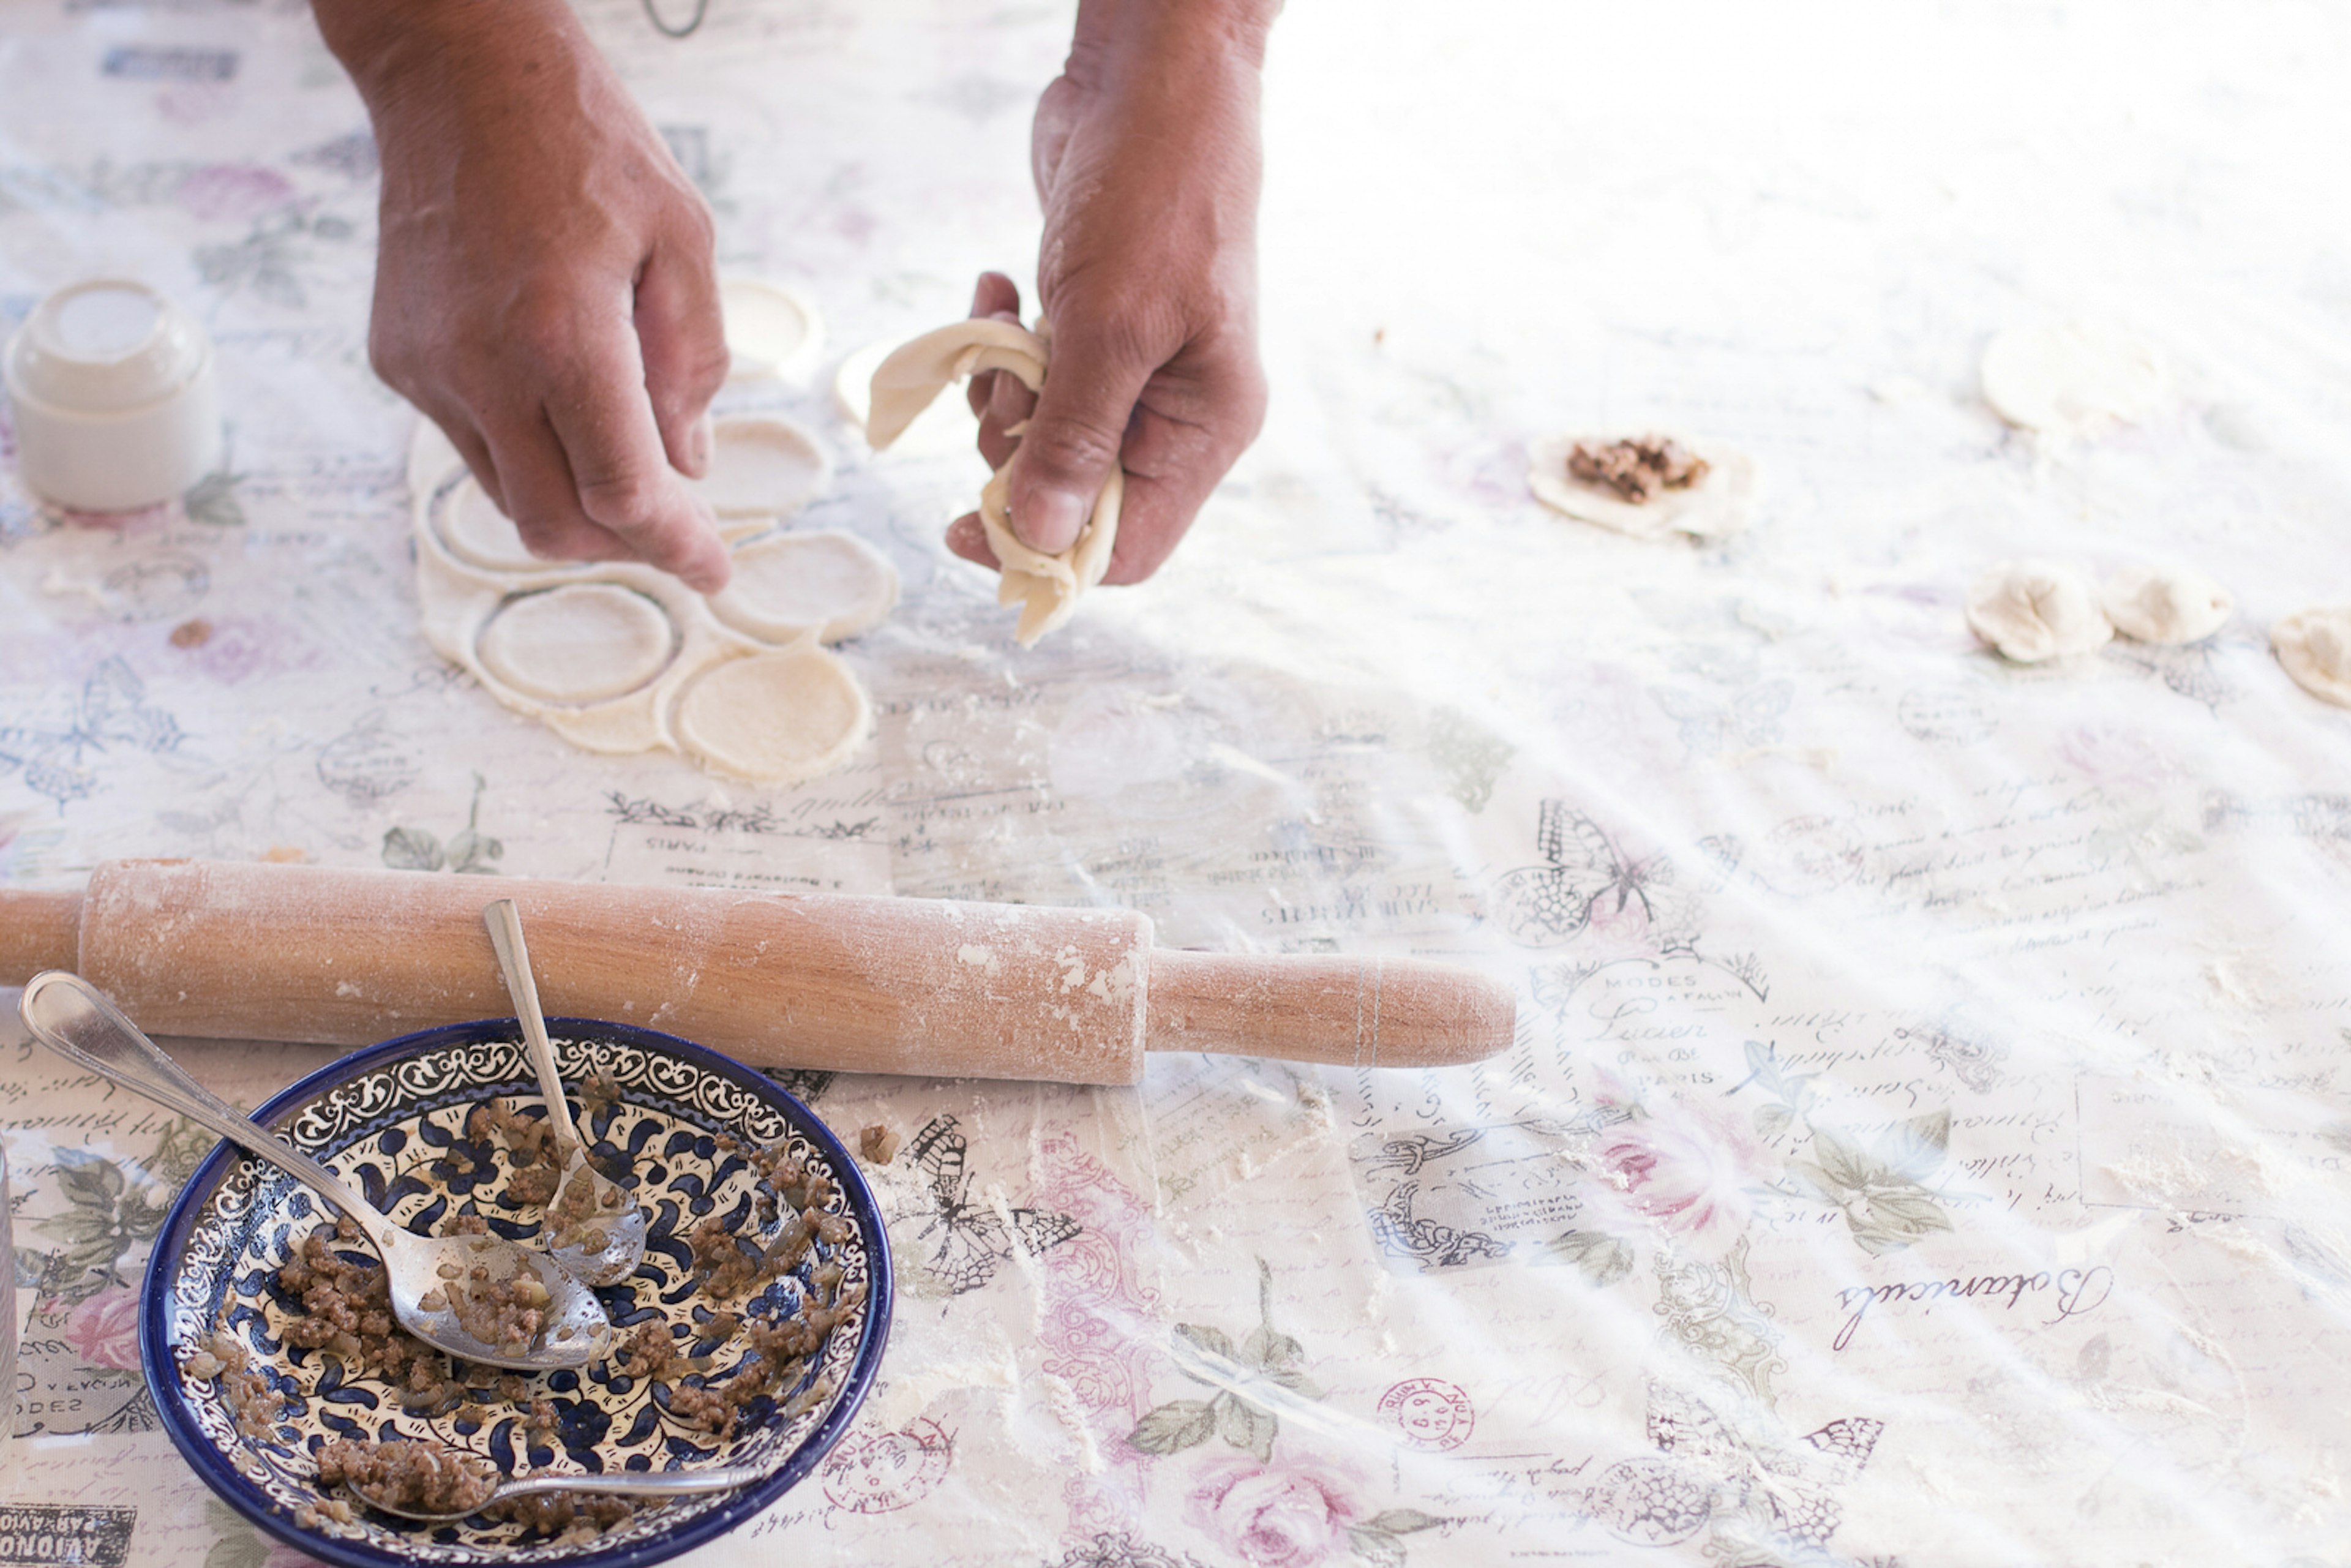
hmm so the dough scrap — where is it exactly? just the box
[721,279,820,382]
[1965,559,2114,662]
[708,530,899,645]
[1527,433,1755,540]
[2102,563,2232,644]
[835,336,980,457]
[2272,607,2351,708]
[696,416,830,519]
[866,319,1121,645]
[675,645,870,782]
[1981,323,2168,440]
[477,584,675,704]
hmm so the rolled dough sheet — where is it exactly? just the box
[1965,559,2113,662]
[833,336,981,457]
[2272,606,2351,708]
[1981,322,2168,440]
[477,583,677,704]
[1526,433,1755,541]
[2102,562,2232,644]
[866,318,1120,645]
[722,278,822,383]
[695,416,831,519]
[708,530,899,645]
[675,645,871,782]
[438,476,583,574]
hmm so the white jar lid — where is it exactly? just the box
[5,279,208,413]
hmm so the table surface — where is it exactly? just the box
[6,1,2351,1565]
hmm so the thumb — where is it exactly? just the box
[1005,324,1153,554]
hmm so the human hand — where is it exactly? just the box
[948,0,1275,586]
[317,0,732,590]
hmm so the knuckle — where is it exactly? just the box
[1023,413,1125,480]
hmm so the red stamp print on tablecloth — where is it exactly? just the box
[819,1417,953,1514]
[1378,1378,1474,1452]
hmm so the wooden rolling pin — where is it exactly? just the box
[0,860,1512,1085]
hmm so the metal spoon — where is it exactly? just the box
[482,900,648,1286]
[17,971,612,1372]
[341,1457,776,1525]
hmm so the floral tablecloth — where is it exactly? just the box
[6,2,2351,1566]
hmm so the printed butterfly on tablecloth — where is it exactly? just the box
[0,657,182,809]
[1492,801,1704,952]
[905,1115,1081,1294]
[1631,1382,1883,1551]
[1649,679,1793,757]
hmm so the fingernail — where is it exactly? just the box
[1011,486,1086,553]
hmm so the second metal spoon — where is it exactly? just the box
[482,899,648,1286]
[17,971,611,1371]
[342,1457,776,1525]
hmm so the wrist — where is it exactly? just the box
[311,0,588,118]
[1068,0,1278,87]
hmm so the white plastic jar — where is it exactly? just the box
[4,279,222,512]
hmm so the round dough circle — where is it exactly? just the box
[1981,323,2167,438]
[1965,558,2113,663]
[2102,562,2232,645]
[438,476,579,574]
[674,646,869,782]
[695,416,829,518]
[476,584,677,705]
[2273,606,2351,708]
[1526,433,1755,541]
[834,337,981,457]
[721,279,819,381]
[708,530,899,645]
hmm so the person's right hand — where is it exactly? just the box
[316,0,733,590]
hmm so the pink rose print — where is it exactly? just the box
[64,1285,143,1371]
[1188,1461,1359,1567]
[1580,1108,1755,1244]
[176,163,295,220]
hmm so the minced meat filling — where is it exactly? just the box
[195,1128,861,1539]
[317,1436,500,1515]
[1567,435,1711,504]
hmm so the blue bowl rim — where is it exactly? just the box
[139,1015,895,1568]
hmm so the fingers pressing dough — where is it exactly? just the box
[866,319,1122,645]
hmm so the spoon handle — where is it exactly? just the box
[18,971,399,1251]
[482,900,584,1152]
[496,1463,774,1504]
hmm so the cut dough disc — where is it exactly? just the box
[721,279,821,382]
[477,583,676,704]
[1981,323,2167,439]
[708,530,899,645]
[2273,606,2351,708]
[438,476,583,574]
[695,416,830,518]
[1965,559,2113,662]
[674,645,870,782]
[2102,563,2232,644]
[1526,434,1755,540]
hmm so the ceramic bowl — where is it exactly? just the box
[140,1018,892,1568]
[2,278,221,510]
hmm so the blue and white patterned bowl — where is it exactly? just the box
[140,1018,893,1568]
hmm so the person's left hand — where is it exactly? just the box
[948,3,1272,585]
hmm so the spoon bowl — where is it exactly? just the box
[17,971,612,1371]
[484,899,649,1286]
